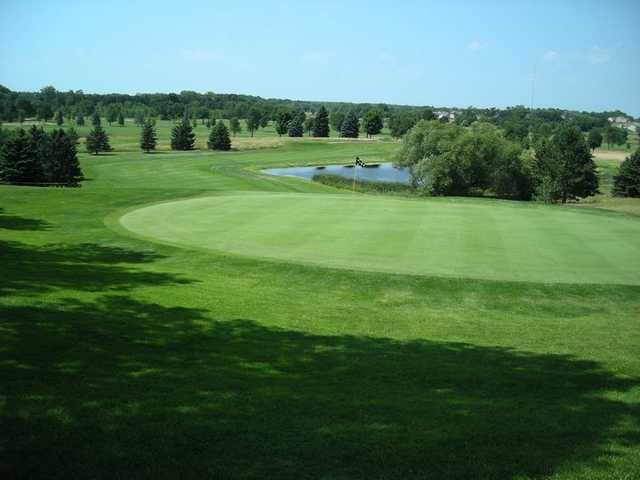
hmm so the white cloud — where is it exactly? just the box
[543,50,559,62]
[180,49,224,62]
[587,46,610,64]
[466,40,484,51]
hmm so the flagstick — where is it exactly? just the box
[352,161,357,193]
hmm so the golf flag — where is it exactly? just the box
[355,157,365,167]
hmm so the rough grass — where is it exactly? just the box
[1,125,639,479]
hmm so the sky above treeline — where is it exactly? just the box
[1,0,639,116]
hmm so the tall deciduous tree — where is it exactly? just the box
[229,117,241,136]
[170,116,195,150]
[275,108,292,136]
[246,107,262,137]
[76,113,85,126]
[140,120,157,153]
[117,110,125,126]
[86,124,112,155]
[312,106,330,137]
[340,111,360,138]
[329,110,345,134]
[91,111,101,127]
[363,109,383,138]
[208,120,232,151]
[612,148,640,197]
[587,128,603,150]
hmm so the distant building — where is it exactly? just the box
[608,116,631,126]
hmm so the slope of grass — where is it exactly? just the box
[1,126,639,479]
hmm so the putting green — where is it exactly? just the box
[120,193,640,284]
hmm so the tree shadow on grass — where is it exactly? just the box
[0,208,50,231]
[1,296,638,479]
[1,239,193,296]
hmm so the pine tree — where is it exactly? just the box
[92,111,101,127]
[208,120,232,151]
[287,115,304,137]
[86,125,111,155]
[0,128,44,184]
[140,120,157,153]
[46,129,83,185]
[340,111,360,138]
[54,111,64,126]
[170,116,195,150]
[117,110,125,126]
[612,148,640,197]
[229,117,241,136]
[312,106,330,137]
[76,114,85,126]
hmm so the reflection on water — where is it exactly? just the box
[263,162,411,184]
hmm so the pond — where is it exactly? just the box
[262,162,411,184]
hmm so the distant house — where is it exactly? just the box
[608,116,631,126]
[435,111,456,122]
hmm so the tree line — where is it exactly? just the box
[0,125,83,186]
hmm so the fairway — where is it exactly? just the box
[120,193,640,284]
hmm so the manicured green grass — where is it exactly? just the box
[120,193,640,285]
[1,126,640,479]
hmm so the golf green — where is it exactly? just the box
[120,193,640,284]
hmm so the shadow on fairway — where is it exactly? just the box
[2,296,638,479]
[0,207,50,231]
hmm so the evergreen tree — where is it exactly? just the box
[340,111,360,138]
[612,148,640,197]
[91,111,101,127]
[46,129,83,185]
[76,113,85,126]
[229,117,241,136]
[330,110,345,134]
[0,128,44,184]
[117,110,125,126]
[140,120,157,153]
[207,120,232,151]
[587,128,603,150]
[287,115,304,137]
[304,116,315,136]
[533,123,598,203]
[106,105,118,125]
[170,116,195,150]
[54,111,64,126]
[86,124,111,155]
[312,106,330,137]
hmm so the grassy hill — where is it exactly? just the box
[1,121,639,479]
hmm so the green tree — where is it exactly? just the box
[229,117,241,136]
[246,107,262,137]
[0,128,43,184]
[587,128,603,150]
[612,148,640,197]
[275,108,292,136]
[46,129,83,185]
[54,111,64,126]
[117,110,125,126]
[37,104,53,122]
[106,105,118,126]
[533,123,599,203]
[208,120,232,151]
[287,115,304,137]
[170,116,196,150]
[389,111,417,138]
[312,106,330,137]
[304,116,315,136]
[76,113,85,126]
[140,120,157,153]
[363,109,383,138]
[86,124,112,155]
[340,111,360,138]
[91,111,101,127]
[329,110,345,134]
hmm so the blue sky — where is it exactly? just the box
[1,0,639,115]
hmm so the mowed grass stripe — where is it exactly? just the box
[120,193,640,284]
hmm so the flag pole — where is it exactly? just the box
[352,156,359,193]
